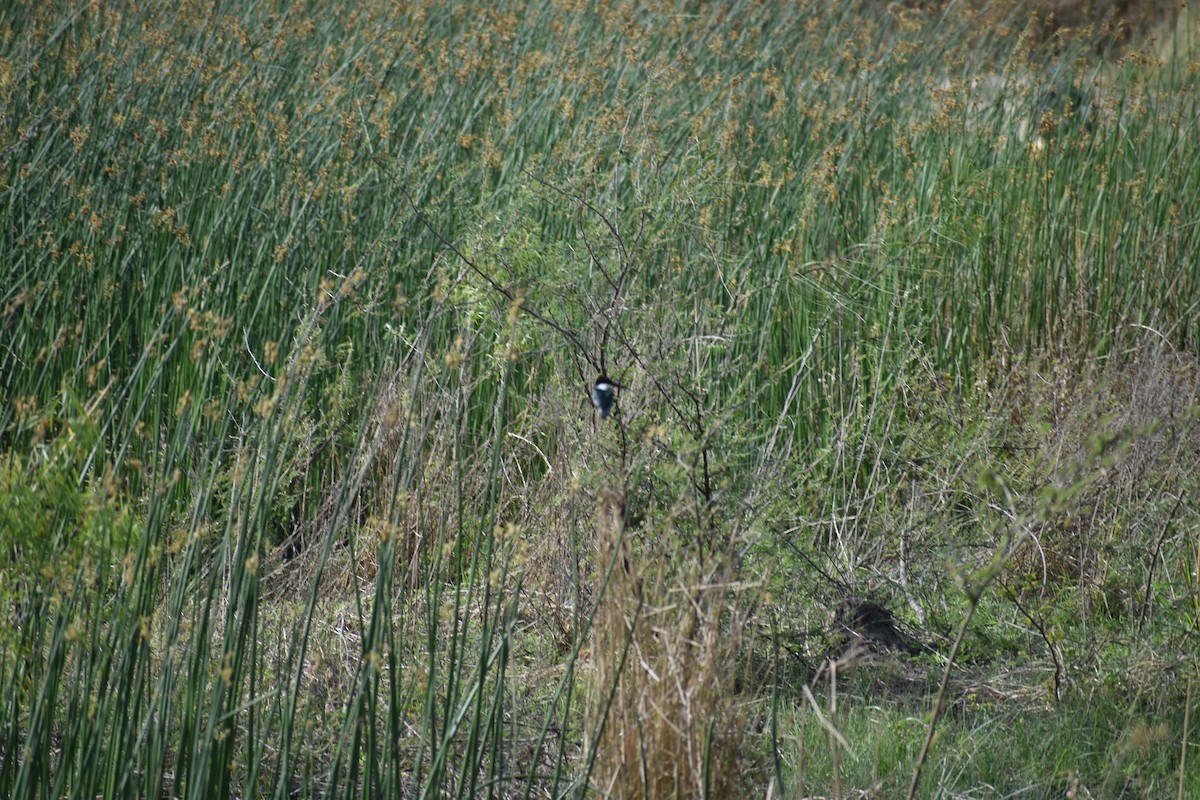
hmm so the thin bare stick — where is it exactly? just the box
[1180,675,1193,800]
[906,591,978,800]
[830,660,842,800]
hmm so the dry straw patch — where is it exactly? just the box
[1009,341,1200,589]
[586,488,755,800]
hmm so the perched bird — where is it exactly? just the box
[591,375,621,420]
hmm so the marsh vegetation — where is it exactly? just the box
[2,0,1199,797]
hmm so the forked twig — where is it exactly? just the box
[800,684,850,751]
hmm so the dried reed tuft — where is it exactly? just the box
[586,487,753,799]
